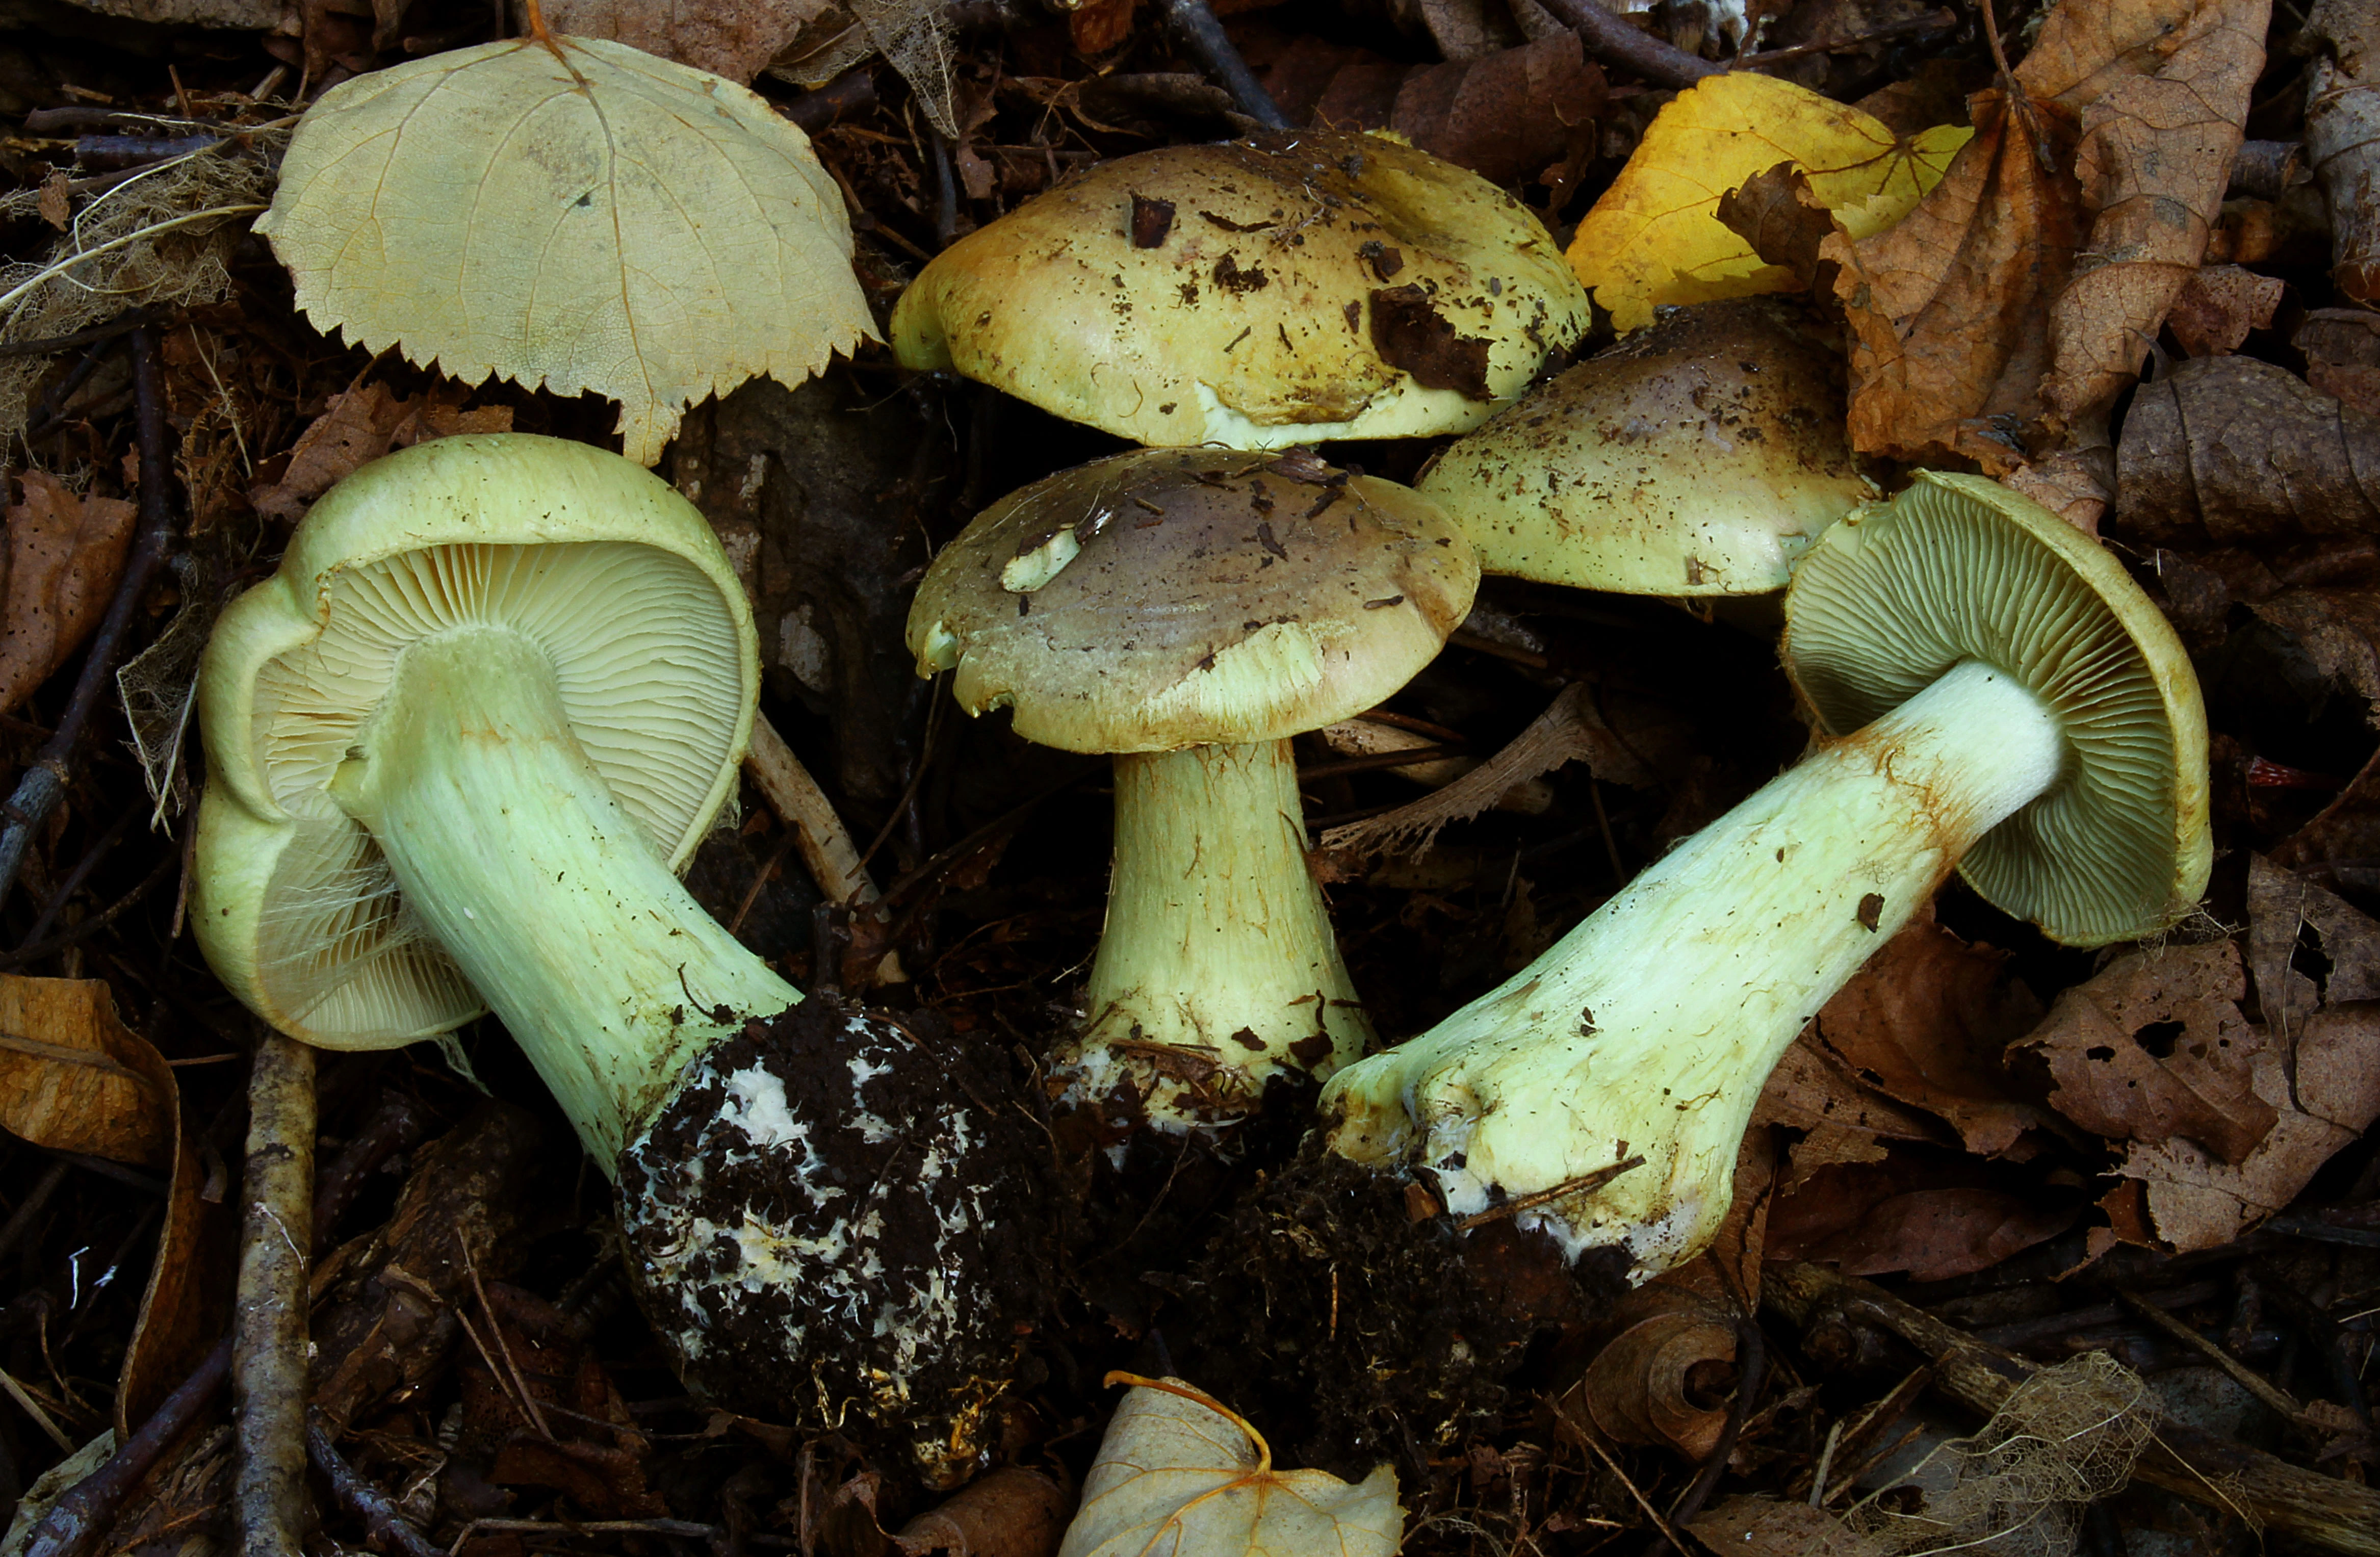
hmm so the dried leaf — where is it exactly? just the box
[1825,88,2087,470]
[0,472,137,717]
[2298,306,2380,419]
[2162,264,2284,356]
[1715,161,1848,294]
[2243,852,2380,1034]
[1576,1288,1738,1461]
[1752,1039,1943,1147]
[1690,1497,1890,1557]
[1767,1158,2078,1282]
[2113,356,2380,545]
[2120,1002,2380,1249]
[1058,1376,1401,1557]
[0,975,227,1434]
[2033,0,2271,424]
[1829,0,2272,467]
[0,974,172,1170]
[248,381,513,524]
[1806,909,2048,1158]
[1567,71,1968,332]
[1262,32,1604,188]
[526,0,835,83]
[256,34,874,467]
[897,1467,1072,1557]
[2015,940,2274,1163]
[2305,0,2380,302]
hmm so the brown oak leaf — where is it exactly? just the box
[0,471,137,716]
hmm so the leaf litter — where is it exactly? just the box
[4,1,2380,1555]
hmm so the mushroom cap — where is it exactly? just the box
[907,447,1479,752]
[194,432,759,1049]
[1418,299,1873,594]
[889,131,1589,449]
[1782,471,2211,947]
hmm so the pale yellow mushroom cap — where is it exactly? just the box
[193,433,760,1049]
[907,447,1479,752]
[1783,472,2212,946]
[1419,299,1874,595]
[890,131,1589,449]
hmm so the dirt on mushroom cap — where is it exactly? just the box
[908,447,1479,753]
[889,131,1589,449]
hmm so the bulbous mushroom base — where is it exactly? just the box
[616,994,1047,1488]
[1180,1141,1627,1478]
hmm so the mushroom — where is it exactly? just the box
[1416,298,1875,595]
[1319,473,2211,1278]
[890,129,1590,449]
[193,433,1039,1483]
[907,446,1479,1128]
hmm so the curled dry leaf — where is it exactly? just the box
[1827,0,2271,468]
[1689,1496,1890,1557]
[2298,306,2380,419]
[1566,71,1968,333]
[2304,0,2380,302]
[256,33,873,468]
[1057,1375,1401,1557]
[1576,1287,1738,1462]
[525,0,834,84]
[0,975,223,1433]
[897,1466,1072,1557]
[2114,355,2380,544]
[1,472,137,717]
[2161,263,2285,357]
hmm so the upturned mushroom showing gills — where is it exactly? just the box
[890,129,1589,448]
[1417,298,1874,595]
[908,447,1478,1130]
[192,433,1039,1484]
[1322,473,2211,1278]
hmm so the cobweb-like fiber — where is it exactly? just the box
[1845,1353,2156,1557]
[1,135,282,447]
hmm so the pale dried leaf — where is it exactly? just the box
[256,34,874,467]
[0,472,137,716]
[1058,1377,1401,1557]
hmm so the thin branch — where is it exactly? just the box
[1532,0,1721,89]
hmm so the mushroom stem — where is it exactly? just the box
[1071,739,1373,1126]
[1323,657,2063,1275]
[328,628,798,1168]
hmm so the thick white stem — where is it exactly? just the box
[1323,658,2063,1274]
[1067,740,1372,1128]
[329,627,798,1170]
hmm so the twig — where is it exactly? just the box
[0,1359,73,1450]
[448,1517,722,1555]
[742,714,904,982]
[307,1417,444,1557]
[1453,1155,1644,1231]
[1766,1261,2380,1555]
[234,1032,317,1557]
[2116,1289,2304,1423]
[22,1335,232,1557]
[1732,10,1955,69]
[0,311,159,358]
[1157,0,1291,127]
[1532,0,1721,89]
[1557,1398,1694,1554]
[0,326,177,915]
[0,845,183,970]
[459,1242,553,1441]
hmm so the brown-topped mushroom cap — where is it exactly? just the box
[907,447,1479,751]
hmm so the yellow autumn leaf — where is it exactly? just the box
[1567,72,1971,333]
[1058,1375,1402,1557]
[256,34,874,467]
